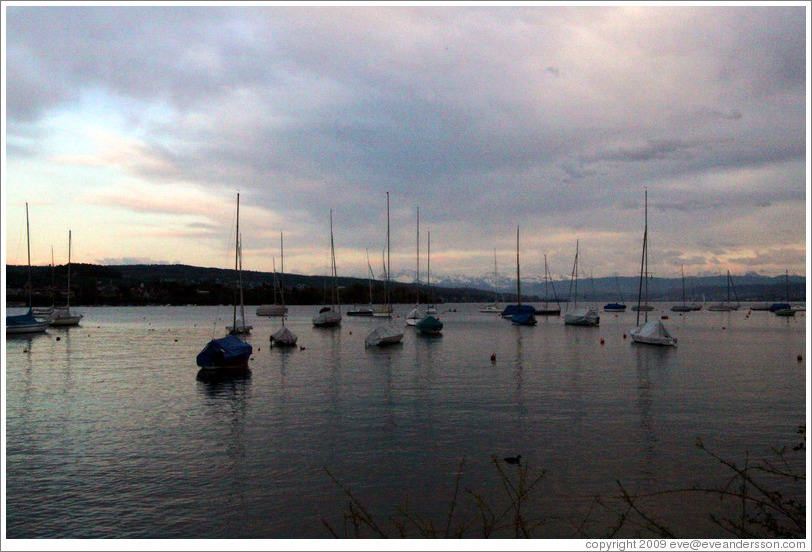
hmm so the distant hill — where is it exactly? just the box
[5,263,805,307]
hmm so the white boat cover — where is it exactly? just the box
[271,326,298,346]
[564,307,600,326]
[631,320,677,346]
[365,323,404,347]
[405,306,422,325]
[313,308,342,326]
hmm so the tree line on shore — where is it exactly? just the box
[5,263,805,307]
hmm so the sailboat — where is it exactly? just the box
[631,191,677,347]
[372,249,394,318]
[416,229,443,334]
[197,193,253,369]
[564,239,599,326]
[425,230,438,315]
[48,231,84,326]
[535,254,561,315]
[7,203,50,335]
[312,210,342,327]
[774,270,795,317]
[479,249,503,313]
[671,265,698,312]
[707,271,740,311]
[348,250,376,316]
[603,274,627,313]
[226,233,252,335]
[270,233,298,346]
[366,192,404,347]
[510,226,537,326]
[256,233,288,317]
[405,207,423,327]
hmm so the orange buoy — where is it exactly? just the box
[797,355,803,362]
[600,338,605,344]
[490,354,496,362]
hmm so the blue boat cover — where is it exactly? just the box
[416,315,443,333]
[6,309,44,327]
[769,303,791,312]
[196,335,253,368]
[500,304,535,317]
[603,303,626,310]
[511,312,537,325]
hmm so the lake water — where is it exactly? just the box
[4,303,807,539]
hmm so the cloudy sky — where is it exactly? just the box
[3,2,809,284]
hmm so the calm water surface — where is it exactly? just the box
[5,303,807,538]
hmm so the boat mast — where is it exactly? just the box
[25,202,33,310]
[386,192,391,312]
[644,191,649,323]
[516,226,521,309]
[234,193,240,332]
[329,209,340,312]
[636,190,648,326]
[427,230,431,304]
[67,231,72,309]
[544,254,549,307]
[415,207,420,306]
[493,249,499,304]
[238,233,246,327]
[279,232,286,309]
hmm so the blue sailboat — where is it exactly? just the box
[197,193,253,369]
[7,202,49,335]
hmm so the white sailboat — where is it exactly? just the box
[405,207,423,327]
[564,239,599,326]
[49,230,84,326]
[535,254,561,316]
[6,202,50,335]
[257,233,288,317]
[631,190,677,347]
[707,271,741,311]
[479,249,503,313]
[270,233,298,346]
[313,210,342,327]
[366,192,404,347]
[348,250,376,316]
[226,223,252,335]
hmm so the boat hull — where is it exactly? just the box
[6,310,50,334]
[564,308,600,326]
[197,335,253,369]
[313,308,342,327]
[365,324,404,346]
[256,305,287,317]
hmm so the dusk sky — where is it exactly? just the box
[3,2,809,284]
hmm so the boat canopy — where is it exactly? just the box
[6,309,46,328]
[631,320,677,346]
[416,315,443,333]
[500,304,535,318]
[196,335,253,368]
[271,326,298,346]
[365,323,404,347]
